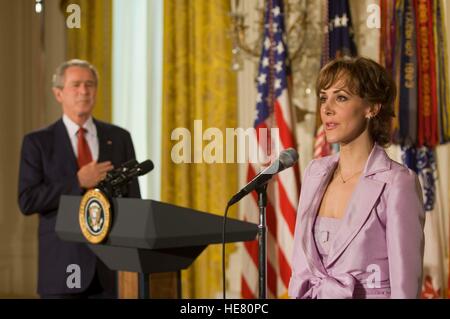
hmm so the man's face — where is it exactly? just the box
[53,66,97,120]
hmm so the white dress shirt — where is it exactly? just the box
[62,114,99,162]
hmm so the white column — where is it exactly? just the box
[112,0,163,200]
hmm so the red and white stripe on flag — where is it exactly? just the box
[314,125,331,159]
[240,93,301,299]
[239,0,300,298]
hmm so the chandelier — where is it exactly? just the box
[229,0,324,116]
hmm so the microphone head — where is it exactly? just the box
[261,148,299,175]
[136,160,154,176]
[105,159,138,181]
[279,148,299,168]
[121,159,139,171]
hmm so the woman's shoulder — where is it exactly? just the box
[384,157,419,187]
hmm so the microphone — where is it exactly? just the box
[96,159,138,192]
[103,159,138,183]
[109,159,154,189]
[227,148,299,206]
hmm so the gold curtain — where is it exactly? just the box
[61,0,112,122]
[162,0,238,298]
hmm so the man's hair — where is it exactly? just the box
[316,57,397,148]
[52,59,99,88]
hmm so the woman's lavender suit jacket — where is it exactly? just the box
[289,144,425,299]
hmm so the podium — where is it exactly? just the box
[55,195,258,298]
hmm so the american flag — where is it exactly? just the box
[314,0,357,159]
[240,0,300,299]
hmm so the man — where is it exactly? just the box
[18,59,141,298]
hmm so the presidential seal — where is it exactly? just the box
[79,189,111,244]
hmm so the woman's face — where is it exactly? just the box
[319,79,372,145]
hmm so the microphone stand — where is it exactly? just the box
[256,184,268,299]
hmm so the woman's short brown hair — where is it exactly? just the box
[316,57,397,148]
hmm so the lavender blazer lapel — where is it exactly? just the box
[326,145,391,267]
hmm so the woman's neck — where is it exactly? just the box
[338,135,374,174]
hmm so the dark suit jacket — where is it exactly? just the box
[18,118,141,295]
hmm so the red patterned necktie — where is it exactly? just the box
[77,127,93,168]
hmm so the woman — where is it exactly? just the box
[289,57,425,299]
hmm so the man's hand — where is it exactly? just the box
[77,161,114,189]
